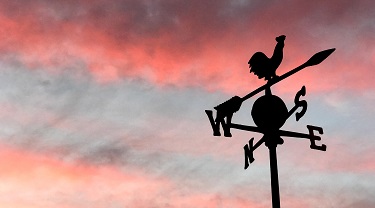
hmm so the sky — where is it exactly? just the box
[0,0,374,207]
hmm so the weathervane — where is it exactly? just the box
[205,35,335,208]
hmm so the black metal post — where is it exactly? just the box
[268,144,280,208]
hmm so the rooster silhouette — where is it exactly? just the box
[248,35,285,81]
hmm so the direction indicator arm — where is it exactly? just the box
[278,125,326,151]
[230,123,263,134]
[242,48,335,102]
[231,122,326,151]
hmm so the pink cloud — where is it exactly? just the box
[0,144,272,207]
[0,0,373,94]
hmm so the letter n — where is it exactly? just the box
[244,138,255,169]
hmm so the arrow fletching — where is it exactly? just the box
[305,48,335,67]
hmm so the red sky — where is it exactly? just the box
[0,0,374,207]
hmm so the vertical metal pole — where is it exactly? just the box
[269,145,280,208]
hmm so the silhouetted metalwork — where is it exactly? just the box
[205,35,335,208]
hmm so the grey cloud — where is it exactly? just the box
[0,61,263,192]
[0,58,374,207]
[0,1,374,205]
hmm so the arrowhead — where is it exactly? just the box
[305,48,335,67]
